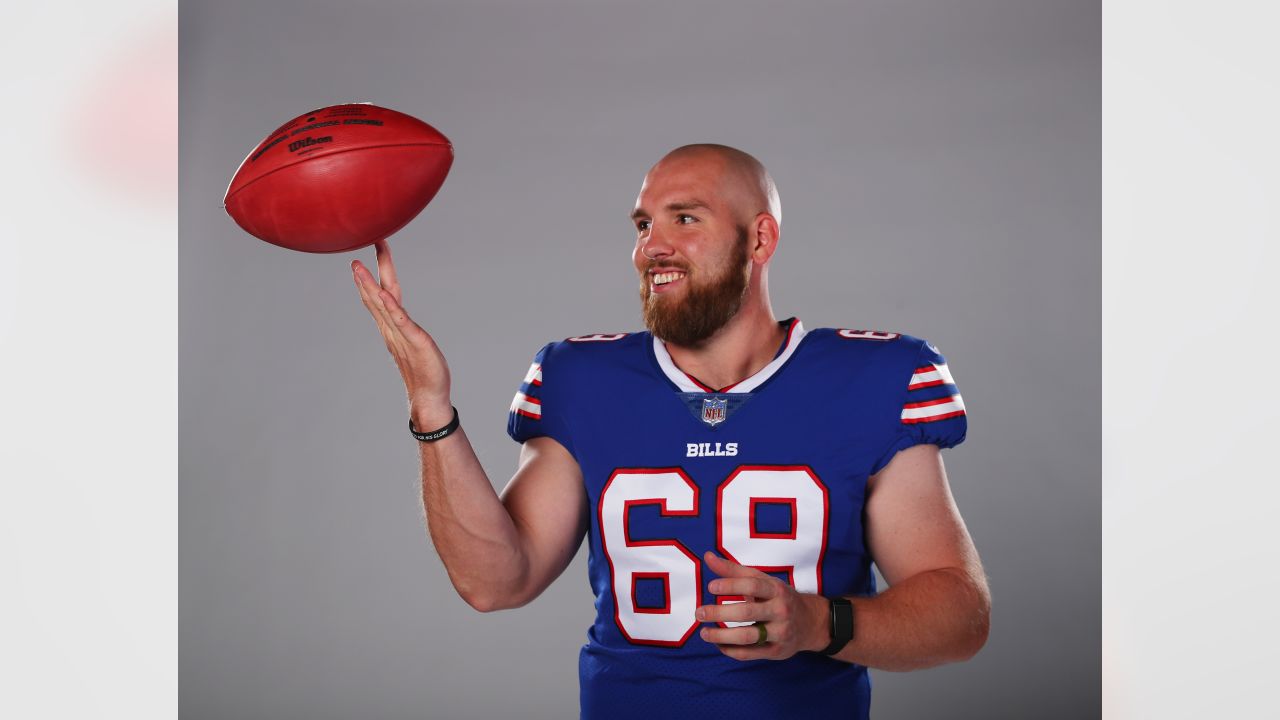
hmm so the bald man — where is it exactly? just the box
[352,144,990,719]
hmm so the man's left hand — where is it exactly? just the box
[695,550,829,661]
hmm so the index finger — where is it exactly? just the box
[704,550,770,578]
[374,240,402,304]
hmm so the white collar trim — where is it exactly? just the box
[652,319,807,394]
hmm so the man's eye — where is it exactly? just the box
[636,220,650,231]
[676,214,696,224]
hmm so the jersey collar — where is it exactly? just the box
[651,318,807,394]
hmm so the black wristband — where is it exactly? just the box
[409,407,460,442]
[820,597,854,655]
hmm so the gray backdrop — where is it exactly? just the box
[181,1,1099,717]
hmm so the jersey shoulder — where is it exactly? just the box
[803,327,969,471]
[507,330,647,450]
[549,328,645,354]
[802,326,939,373]
[534,329,648,376]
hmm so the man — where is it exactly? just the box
[351,144,990,719]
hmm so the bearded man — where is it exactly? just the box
[352,144,990,720]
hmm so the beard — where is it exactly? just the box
[640,225,751,346]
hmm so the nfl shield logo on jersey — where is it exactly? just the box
[701,397,728,427]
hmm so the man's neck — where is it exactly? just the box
[662,301,786,391]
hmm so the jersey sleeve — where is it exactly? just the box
[869,339,968,476]
[506,342,576,455]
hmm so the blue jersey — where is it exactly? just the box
[507,318,967,720]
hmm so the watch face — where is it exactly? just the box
[834,599,854,639]
[820,598,855,654]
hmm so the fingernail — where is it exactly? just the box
[699,629,709,640]
[696,609,704,620]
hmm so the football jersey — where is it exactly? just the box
[507,318,967,720]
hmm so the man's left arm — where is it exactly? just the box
[696,443,990,670]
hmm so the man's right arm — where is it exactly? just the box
[413,412,586,612]
[352,241,585,613]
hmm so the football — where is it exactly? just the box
[223,102,453,253]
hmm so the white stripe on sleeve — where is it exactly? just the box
[510,391,542,418]
[901,394,965,423]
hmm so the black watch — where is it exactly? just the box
[820,597,855,655]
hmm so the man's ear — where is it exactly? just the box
[750,212,780,264]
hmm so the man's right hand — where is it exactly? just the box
[351,239,453,427]
[351,239,588,612]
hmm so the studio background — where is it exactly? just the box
[181,1,1099,717]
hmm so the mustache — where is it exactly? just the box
[645,262,691,274]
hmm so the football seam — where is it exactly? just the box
[222,141,453,207]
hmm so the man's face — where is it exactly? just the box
[630,156,753,346]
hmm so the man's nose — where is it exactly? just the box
[640,227,674,261]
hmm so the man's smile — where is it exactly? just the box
[651,270,687,291]
[647,266,689,293]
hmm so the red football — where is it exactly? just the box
[223,103,453,253]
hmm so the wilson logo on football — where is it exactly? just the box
[288,135,333,153]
